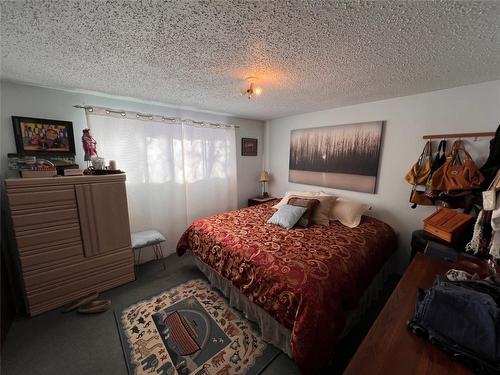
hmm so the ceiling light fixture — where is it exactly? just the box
[241,77,262,100]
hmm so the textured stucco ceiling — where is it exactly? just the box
[1,1,500,120]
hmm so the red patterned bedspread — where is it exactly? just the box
[176,200,397,374]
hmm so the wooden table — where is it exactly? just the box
[344,253,490,375]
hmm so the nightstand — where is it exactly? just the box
[248,196,276,207]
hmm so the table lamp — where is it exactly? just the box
[259,170,270,198]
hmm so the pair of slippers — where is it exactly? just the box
[62,293,111,314]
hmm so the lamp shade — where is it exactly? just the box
[258,170,270,182]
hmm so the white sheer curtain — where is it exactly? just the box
[86,111,237,257]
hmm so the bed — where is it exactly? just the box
[176,199,397,374]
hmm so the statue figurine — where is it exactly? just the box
[81,128,97,168]
[82,128,97,160]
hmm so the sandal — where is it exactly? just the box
[77,299,111,314]
[61,293,99,313]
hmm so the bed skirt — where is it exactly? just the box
[193,251,398,357]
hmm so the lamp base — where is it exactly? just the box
[257,192,269,199]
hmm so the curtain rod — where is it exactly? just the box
[73,105,240,129]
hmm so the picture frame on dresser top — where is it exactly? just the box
[12,116,76,156]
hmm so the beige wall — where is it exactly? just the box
[0,81,265,209]
[265,80,500,270]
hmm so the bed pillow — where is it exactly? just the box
[272,191,321,209]
[267,204,307,229]
[330,199,371,228]
[310,195,337,226]
[287,197,320,227]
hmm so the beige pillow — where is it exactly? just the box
[272,191,322,209]
[310,195,337,226]
[330,200,371,228]
[318,191,335,196]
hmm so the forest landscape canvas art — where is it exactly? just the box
[289,121,384,193]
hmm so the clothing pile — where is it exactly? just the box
[408,270,500,374]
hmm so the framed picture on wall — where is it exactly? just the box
[241,138,258,156]
[12,116,76,156]
[289,121,385,194]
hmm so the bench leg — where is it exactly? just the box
[154,243,167,270]
[135,247,143,265]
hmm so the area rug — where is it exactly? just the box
[115,279,280,375]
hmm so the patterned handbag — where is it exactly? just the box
[483,170,500,211]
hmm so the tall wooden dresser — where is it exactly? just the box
[4,174,135,316]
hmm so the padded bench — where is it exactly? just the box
[131,230,167,269]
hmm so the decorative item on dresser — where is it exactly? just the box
[3,174,135,316]
[247,196,275,207]
[344,253,490,375]
[11,116,76,156]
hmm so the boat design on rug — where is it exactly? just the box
[162,310,202,356]
[115,279,279,375]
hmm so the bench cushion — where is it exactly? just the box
[131,230,166,249]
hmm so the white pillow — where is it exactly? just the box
[318,191,335,197]
[272,191,322,209]
[330,199,371,228]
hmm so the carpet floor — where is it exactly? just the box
[1,253,399,375]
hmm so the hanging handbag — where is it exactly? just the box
[479,124,500,190]
[405,141,433,185]
[430,140,485,193]
[425,140,447,198]
[483,170,500,211]
[431,140,447,172]
[409,185,433,208]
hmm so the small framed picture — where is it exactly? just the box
[241,138,258,156]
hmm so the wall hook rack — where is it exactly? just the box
[422,131,495,140]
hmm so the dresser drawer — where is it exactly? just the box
[11,208,79,231]
[7,188,76,209]
[16,226,82,251]
[18,241,83,272]
[23,247,133,290]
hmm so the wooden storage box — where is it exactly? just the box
[423,208,473,243]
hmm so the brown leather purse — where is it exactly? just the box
[409,186,433,207]
[430,140,485,192]
[405,141,432,185]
